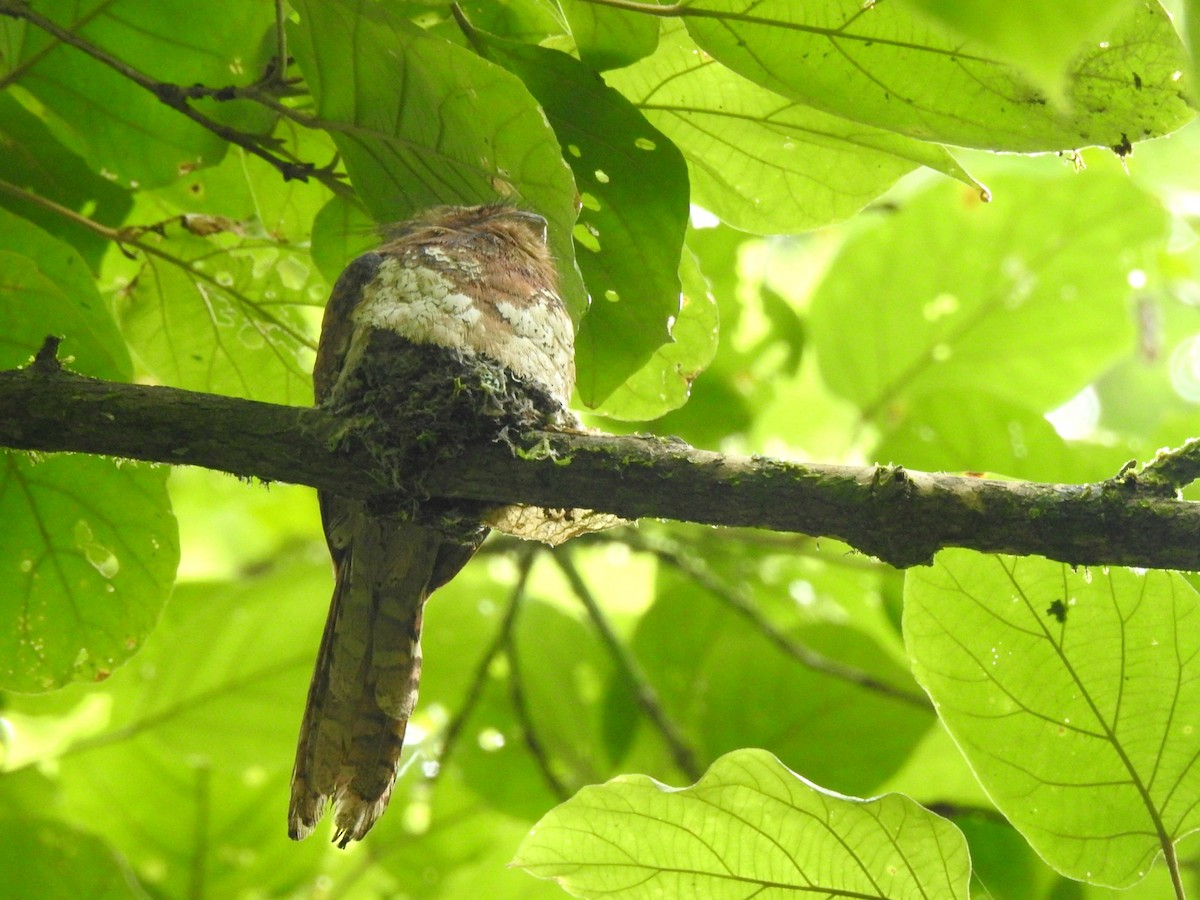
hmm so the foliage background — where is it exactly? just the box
[2,0,1200,897]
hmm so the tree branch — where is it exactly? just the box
[2,359,1199,571]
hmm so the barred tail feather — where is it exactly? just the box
[289,517,440,845]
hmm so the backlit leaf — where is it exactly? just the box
[906,553,1200,887]
[514,748,970,899]
[682,0,1193,152]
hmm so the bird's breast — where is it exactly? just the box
[352,254,574,407]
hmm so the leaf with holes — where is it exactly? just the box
[514,748,970,899]
[0,454,178,692]
[590,246,718,420]
[808,174,1166,421]
[905,552,1200,888]
[288,0,586,317]
[475,34,690,405]
[606,22,985,234]
[682,0,1193,152]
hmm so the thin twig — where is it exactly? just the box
[503,635,571,800]
[436,546,536,773]
[272,0,288,83]
[553,551,702,782]
[623,531,933,710]
[0,1,336,188]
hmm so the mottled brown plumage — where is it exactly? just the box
[289,204,573,846]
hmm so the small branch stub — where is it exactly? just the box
[30,335,64,375]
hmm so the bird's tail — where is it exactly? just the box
[288,517,441,846]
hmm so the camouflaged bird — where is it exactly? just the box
[289,204,575,846]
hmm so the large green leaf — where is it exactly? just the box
[560,0,658,70]
[288,0,586,316]
[681,0,1193,152]
[0,209,130,379]
[2,0,275,188]
[895,0,1130,101]
[608,569,932,795]
[809,173,1167,420]
[0,455,177,692]
[117,230,315,404]
[905,553,1200,888]
[514,748,971,899]
[0,215,175,694]
[606,23,983,234]
[0,817,148,900]
[590,247,718,420]
[873,389,1081,482]
[0,92,131,269]
[2,561,330,896]
[309,194,378,285]
[476,34,690,405]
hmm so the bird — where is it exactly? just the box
[288,204,575,847]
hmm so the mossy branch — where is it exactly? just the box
[2,354,1199,571]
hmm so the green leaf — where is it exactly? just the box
[0,455,177,692]
[451,594,622,819]
[1190,0,1200,90]
[641,223,757,442]
[0,817,149,900]
[605,23,984,234]
[363,773,570,900]
[474,35,690,405]
[905,553,1200,887]
[560,0,659,71]
[895,0,1130,102]
[3,0,275,188]
[451,1,564,44]
[681,0,1194,152]
[590,246,718,420]
[874,389,1079,482]
[0,92,131,269]
[612,569,932,794]
[809,174,1167,420]
[310,195,377,285]
[288,0,586,316]
[117,230,315,404]
[514,748,971,899]
[5,560,331,896]
[0,209,131,380]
